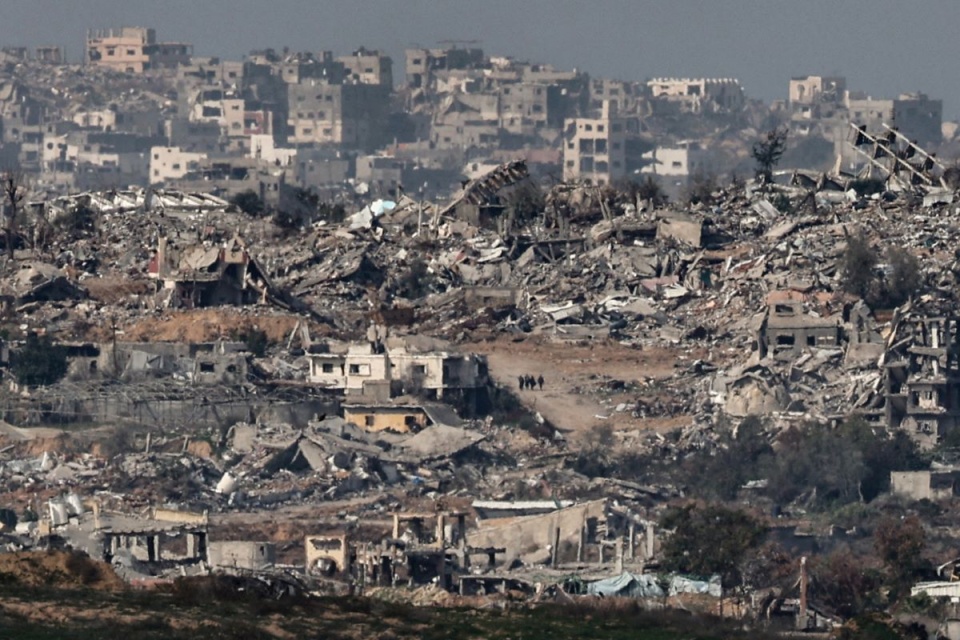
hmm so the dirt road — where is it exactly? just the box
[469,336,688,440]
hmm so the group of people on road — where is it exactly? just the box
[518,374,545,391]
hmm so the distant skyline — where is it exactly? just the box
[4,0,959,118]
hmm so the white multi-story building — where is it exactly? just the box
[307,341,487,400]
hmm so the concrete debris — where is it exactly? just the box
[2,154,960,613]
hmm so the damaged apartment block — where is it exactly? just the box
[883,313,960,448]
[307,332,489,413]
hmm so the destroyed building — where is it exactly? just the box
[305,533,351,574]
[891,469,960,502]
[882,314,960,448]
[562,101,646,186]
[758,301,841,359]
[307,337,488,403]
[208,541,276,571]
[149,234,274,308]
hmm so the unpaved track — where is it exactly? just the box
[468,336,685,440]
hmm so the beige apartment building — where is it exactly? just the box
[788,75,846,105]
[562,102,640,186]
[287,81,389,149]
[307,342,488,400]
[647,77,744,113]
[150,146,206,184]
[405,46,485,91]
[86,27,191,73]
[338,48,393,86]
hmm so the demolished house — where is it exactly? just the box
[149,234,275,308]
[10,262,86,304]
[468,498,653,568]
[758,300,841,359]
[438,159,530,225]
[232,414,486,499]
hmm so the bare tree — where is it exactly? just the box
[1,170,27,260]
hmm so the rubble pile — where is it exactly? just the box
[0,160,959,617]
[3,162,960,447]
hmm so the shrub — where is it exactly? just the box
[659,503,766,588]
[13,333,67,386]
[884,247,921,307]
[636,176,668,206]
[841,234,878,300]
[504,181,545,226]
[686,169,717,205]
[231,190,265,217]
[64,550,102,585]
[236,327,269,358]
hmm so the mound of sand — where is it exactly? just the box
[0,550,125,591]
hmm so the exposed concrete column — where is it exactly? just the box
[457,514,466,548]
[437,553,447,590]
[797,557,809,630]
[615,538,624,574]
[436,513,446,546]
[341,536,350,574]
[628,522,636,560]
[392,514,400,539]
[576,524,585,563]
[550,526,560,568]
[187,533,197,558]
[646,524,655,560]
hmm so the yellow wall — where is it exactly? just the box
[343,408,426,433]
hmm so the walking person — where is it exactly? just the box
[526,374,536,390]
[518,375,525,391]
[537,374,544,391]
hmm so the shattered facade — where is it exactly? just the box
[308,339,488,401]
[883,314,960,448]
[149,235,275,309]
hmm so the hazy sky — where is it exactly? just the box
[3,0,959,118]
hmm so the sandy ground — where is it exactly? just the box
[468,335,701,441]
[81,307,330,344]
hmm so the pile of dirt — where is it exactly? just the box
[0,550,125,591]
[367,584,459,607]
[114,308,327,344]
[84,277,154,305]
[184,440,214,459]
